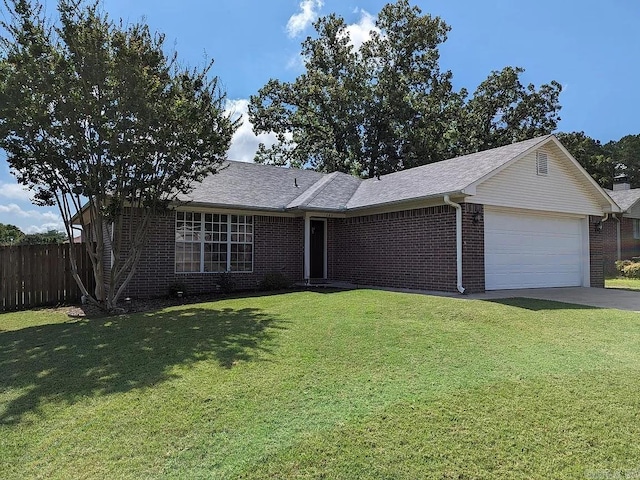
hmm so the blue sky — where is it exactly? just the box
[1,0,639,232]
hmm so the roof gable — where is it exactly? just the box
[346,136,553,210]
[605,188,640,211]
[468,139,616,215]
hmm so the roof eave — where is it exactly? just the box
[173,200,290,214]
[345,190,468,213]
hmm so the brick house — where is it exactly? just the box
[105,135,620,298]
[603,186,640,276]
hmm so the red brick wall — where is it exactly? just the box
[462,203,485,293]
[329,204,485,293]
[589,215,604,288]
[603,217,618,277]
[118,212,304,298]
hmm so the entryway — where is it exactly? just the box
[309,219,326,280]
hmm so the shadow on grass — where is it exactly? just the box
[486,298,599,311]
[0,306,285,424]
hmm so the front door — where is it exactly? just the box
[310,219,325,279]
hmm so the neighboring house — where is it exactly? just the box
[98,134,620,298]
[603,185,640,275]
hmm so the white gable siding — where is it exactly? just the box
[467,144,604,215]
[625,202,640,219]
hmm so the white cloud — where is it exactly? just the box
[225,99,279,162]
[286,9,379,72]
[0,203,64,233]
[344,9,380,50]
[0,181,33,201]
[287,0,323,38]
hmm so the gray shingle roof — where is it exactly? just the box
[604,188,640,211]
[181,135,555,213]
[347,136,552,209]
[179,161,324,210]
[288,171,362,210]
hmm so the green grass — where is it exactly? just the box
[1,290,640,479]
[606,277,640,290]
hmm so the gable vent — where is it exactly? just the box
[536,152,548,176]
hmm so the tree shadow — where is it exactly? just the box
[485,297,599,311]
[0,306,285,425]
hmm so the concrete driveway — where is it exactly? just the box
[467,287,640,311]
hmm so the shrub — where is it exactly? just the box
[168,283,187,298]
[622,262,640,279]
[615,260,632,276]
[259,272,293,291]
[218,271,236,293]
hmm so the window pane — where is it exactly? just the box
[230,243,252,271]
[204,243,227,272]
[175,242,201,272]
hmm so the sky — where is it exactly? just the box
[1,0,639,233]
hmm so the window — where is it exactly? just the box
[175,212,253,273]
[634,219,640,240]
[536,151,548,176]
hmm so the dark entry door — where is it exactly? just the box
[310,220,325,279]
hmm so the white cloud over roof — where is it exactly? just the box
[225,99,279,162]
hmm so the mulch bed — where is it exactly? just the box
[64,292,231,318]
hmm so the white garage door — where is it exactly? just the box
[484,208,586,290]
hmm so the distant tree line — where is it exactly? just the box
[556,132,640,189]
[0,223,67,246]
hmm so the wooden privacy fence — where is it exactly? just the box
[0,243,95,312]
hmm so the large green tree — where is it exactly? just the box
[0,0,238,310]
[555,131,615,188]
[249,0,562,177]
[463,66,562,152]
[0,223,24,245]
[606,134,640,187]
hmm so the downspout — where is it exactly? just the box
[443,195,465,294]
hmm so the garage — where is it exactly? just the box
[484,207,588,290]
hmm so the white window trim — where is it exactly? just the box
[175,212,254,274]
[633,219,640,240]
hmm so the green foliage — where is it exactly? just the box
[463,66,562,152]
[0,0,238,310]
[17,229,67,245]
[556,131,615,187]
[249,0,561,177]
[557,131,640,189]
[258,272,293,291]
[168,282,187,298]
[218,271,236,293]
[607,134,640,187]
[0,223,25,245]
[615,260,632,276]
[613,260,640,279]
[1,291,640,478]
[621,262,640,279]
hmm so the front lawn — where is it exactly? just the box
[1,290,639,479]
[606,277,640,290]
